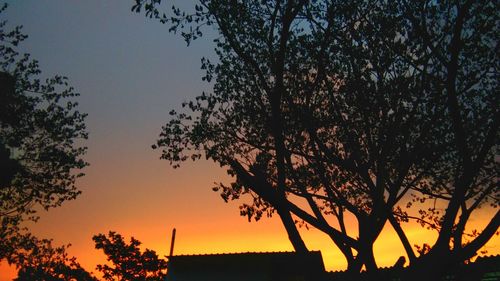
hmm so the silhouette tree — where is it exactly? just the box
[7,235,96,281]
[133,0,498,278]
[393,2,499,280]
[0,2,88,273]
[93,231,168,281]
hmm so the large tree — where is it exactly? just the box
[0,3,88,274]
[133,0,499,279]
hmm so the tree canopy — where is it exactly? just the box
[93,231,168,281]
[134,0,499,278]
[10,235,96,281]
[0,4,88,228]
[0,3,88,275]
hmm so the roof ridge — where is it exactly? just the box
[169,250,321,257]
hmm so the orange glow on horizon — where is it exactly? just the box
[1,215,498,280]
[1,160,498,281]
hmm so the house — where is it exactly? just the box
[166,251,326,281]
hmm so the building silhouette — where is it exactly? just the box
[166,251,326,281]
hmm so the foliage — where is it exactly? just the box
[133,0,498,277]
[0,3,88,278]
[2,233,96,281]
[0,3,88,226]
[93,231,168,281]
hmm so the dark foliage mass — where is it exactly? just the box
[0,12,88,223]
[133,0,499,280]
[10,236,96,281]
[93,231,168,281]
[0,3,89,278]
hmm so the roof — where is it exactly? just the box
[166,251,326,281]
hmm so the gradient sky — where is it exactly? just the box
[1,1,498,279]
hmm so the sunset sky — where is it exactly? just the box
[1,1,498,279]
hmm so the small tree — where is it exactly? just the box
[93,231,168,281]
[6,234,96,281]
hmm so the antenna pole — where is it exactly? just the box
[169,228,176,257]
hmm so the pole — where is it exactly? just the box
[169,228,176,257]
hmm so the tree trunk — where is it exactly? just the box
[358,242,380,281]
[276,207,308,253]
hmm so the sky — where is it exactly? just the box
[0,1,498,279]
